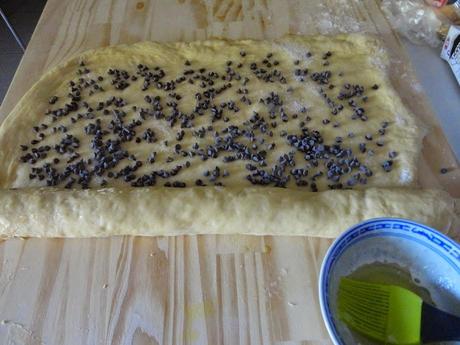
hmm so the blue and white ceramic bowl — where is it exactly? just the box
[318,218,460,345]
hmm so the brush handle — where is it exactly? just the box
[421,302,460,343]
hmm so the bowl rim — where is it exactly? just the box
[318,217,460,345]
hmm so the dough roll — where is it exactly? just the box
[0,187,456,238]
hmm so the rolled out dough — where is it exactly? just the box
[0,35,454,240]
[0,187,455,238]
[0,35,421,191]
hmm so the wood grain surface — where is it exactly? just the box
[0,1,458,344]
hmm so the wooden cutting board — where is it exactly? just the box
[0,1,458,344]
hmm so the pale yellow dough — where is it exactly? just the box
[0,187,455,238]
[0,34,421,190]
[0,35,453,240]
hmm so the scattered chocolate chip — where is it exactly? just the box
[19,46,401,190]
[382,160,393,172]
[172,181,186,188]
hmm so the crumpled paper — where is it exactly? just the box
[381,0,442,47]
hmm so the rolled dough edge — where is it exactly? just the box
[0,187,456,239]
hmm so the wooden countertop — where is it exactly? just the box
[0,0,458,344]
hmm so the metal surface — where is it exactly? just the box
[0,7,25,52]
[403,39,460,159]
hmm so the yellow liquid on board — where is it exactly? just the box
[342,263,434,345]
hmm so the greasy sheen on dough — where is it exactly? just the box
[0,34,421,191]
[0,187,455,238]
[0,35,451,241]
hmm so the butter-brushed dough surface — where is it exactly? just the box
[0,34,421,190]
[0,35,452,239]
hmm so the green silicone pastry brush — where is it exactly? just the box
[338,278,460,344]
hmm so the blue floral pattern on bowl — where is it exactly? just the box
[318,218,460,345]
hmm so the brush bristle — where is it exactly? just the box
[338,278,390,341]
[337,278,423,345]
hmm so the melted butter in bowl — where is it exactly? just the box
[318,218,460,345]
[343,262,436,345]
[348,262,434,305]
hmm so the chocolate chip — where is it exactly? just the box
[172,181,186,188]
[310,182,318,192]
[382,160,393,172]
